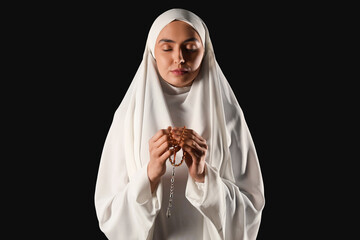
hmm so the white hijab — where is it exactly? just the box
[95,8,264,240]
[124,8,234,180]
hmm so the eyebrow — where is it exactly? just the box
[158,37,200,44]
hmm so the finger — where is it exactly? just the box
[172,128,206,145]
[153,134,173,149]
[184,151,192,168]
[181,144,198,162]
[149,127,171,144]
[186,134,207,149]
[155,138,172,156]
[159,147,180,164]
[181,140,206,160]
[149,128,172,151]
[154,139,181,161]
[175,128,205,141]
[159,148,174,164]
[186,129,206,143]
[178,133,207,151]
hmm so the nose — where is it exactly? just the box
[174,47,185,64]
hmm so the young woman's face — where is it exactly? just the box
[154,20,204,87]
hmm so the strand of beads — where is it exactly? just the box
[166,166,175,218]
[168,126,186,167]
[166,126,186,218]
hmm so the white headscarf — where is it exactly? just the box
[95,8,264,240]
[147,8,206,59]
[123,8,234,180]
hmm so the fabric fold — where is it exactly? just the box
[94,8,265,240]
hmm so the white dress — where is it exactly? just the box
[153,80,204,240]
[94,8,265,240]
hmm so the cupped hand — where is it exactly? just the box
[171,127,208,182]
[148,127,180,192]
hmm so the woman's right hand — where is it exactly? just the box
[147,127,179,193]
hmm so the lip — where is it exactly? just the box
[170,68,189,75]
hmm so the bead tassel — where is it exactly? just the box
[166,126,186,218]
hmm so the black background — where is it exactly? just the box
[6,1,354,239]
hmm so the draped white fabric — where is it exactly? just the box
[94,8,265,240]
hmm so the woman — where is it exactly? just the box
[95,8,265,240]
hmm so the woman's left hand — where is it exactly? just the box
[172,127,208,182]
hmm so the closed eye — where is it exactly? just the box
[162,48,172,52]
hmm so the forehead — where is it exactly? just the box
[156,20,201,42]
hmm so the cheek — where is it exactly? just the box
[155,48,170,70]
[156,56,170,76]
[191,52,204,71]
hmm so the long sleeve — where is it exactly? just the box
[185,108,265,240]
[94,109,162,240]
